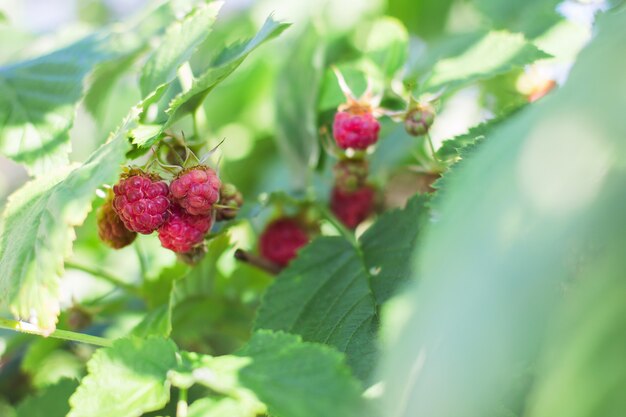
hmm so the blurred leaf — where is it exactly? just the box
[380,9,626,417]
[527,248,626,417]
[0,112,136,331]
[420,31,551,95]
[134,16,290,147]
[471,0,562,38]
[359,194,429,304]
[68,337,178,417]
[255,237,378,381]
[361,17,408,79]
[274,23,326,187]
[0,33,129,174]
[139,1,223,99]
[15,379,78,417]
[386,0,454,39]
[187,397,255,417]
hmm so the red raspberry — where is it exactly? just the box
[330,185,376,229]
[259,218,310,267]
[333,159,369,192]
[333,109,380,150]
[170,166,221,216]
[112,171,169,234]
[97,200,137,249]
[158,206,213,253]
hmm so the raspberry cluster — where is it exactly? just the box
[98,166,243,261]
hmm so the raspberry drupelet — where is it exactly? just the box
[112,170,170,234]
[170,166,221,216]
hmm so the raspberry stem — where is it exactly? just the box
[0,317,112,347]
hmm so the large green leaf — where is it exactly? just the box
[274,23,325,187]
[15,379,78,417]
[0,33,127,174]
[420,31,550,95]
[173,332,363,417]
[134,15,290,148]
[0,111,136,331]
[380,9,626,417]
[68,337,178,417]
[359,195,429,305]
[139,1,223,99]
[234,331,363,417]
[255,237,378,381]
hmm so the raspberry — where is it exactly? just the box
[216,183,243,221]
[404,106,435,136]
[170,166,221,216]
[98,200,137,248]
[112,170,169,234]
[333,109,380,150]
[330,185,376,229]
[158,205,213,253]
[259,218,310,267]
[333,159,369,192]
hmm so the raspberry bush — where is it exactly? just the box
[0,2,623,417]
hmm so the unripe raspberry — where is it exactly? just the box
[170,166,221,216]
[216,183,243,221]
[404,106,435,136]
[330,185,376,229]
[158,206,213,253]
[112,170,170,234]
[97,200,137,248]
[333,106,380,150]
[259,218,310,267]
[333,159,369,192]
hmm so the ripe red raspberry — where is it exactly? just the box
[333,159,369,192]
[259,218,310,267]
[170,166,221,216]
[158,206,213,253]
[215,183,243,221]
[97,200,137,249]
[112,170,170,234]
[404,106,435,136]
[330,185,376,229]
[333,108,380,150]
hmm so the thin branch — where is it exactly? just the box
[0,318,112,347]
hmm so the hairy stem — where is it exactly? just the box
[0,318,112,347]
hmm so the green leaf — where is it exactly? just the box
[0,111,136,331]
[0,33,122,174]
[139,1,223,99]
[135,15,290,147]
[361,17,408,79]
[471,0,562,38]
[187,398,256,417]
[420,31,551,95]
[274,23,325,187]
[68,337,178,417]
[380,9,626,417]
[16,379,78,417]
[359,195,429,305]
[234,331,363,417]
[255,237,378,381]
